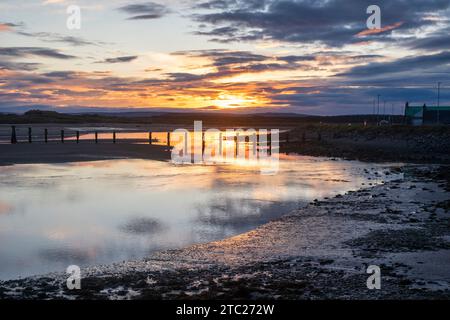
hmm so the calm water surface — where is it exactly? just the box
[0,155,400,280]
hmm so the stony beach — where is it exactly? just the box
[1,164,449,300]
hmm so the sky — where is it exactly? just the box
[1,0,450,115]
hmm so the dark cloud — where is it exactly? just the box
[1,22,23,27]
[168,50,309,81]
[0,47,76,59]
[408,27,450,51]
[340,51,450,77]
[97,55,139,63]
[165,72,205,82]
[42,71,78,79]
[192,0,450,46]
[265,82,450,115]
[173,49,268,66]
[17,31,102,46]
[2,21,105,46]
[118,2,171,20]
[277,55,316,63]
[0,21,23,32]
[0,60,40,71]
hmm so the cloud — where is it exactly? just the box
[0,60,40,71]
[0,24,12,32]
[42,0,67,5]
[97,55,138,63]
[173,49,267,66]
[340,51,450,77]
[192,0,450,47]
[0,22,23,32]
[407,26,450,51]
[0,47,76,59]
[118,2,171,20]
[170,49,308,80]
[356,22,404,37]
[17,31,104,46]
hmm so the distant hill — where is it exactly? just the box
[0,109,405,126]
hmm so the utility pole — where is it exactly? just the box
[437,82,441,124]
[372,99,376,125]
[377,94,380,126]
[383,100,386,121]
[391,103,394,124]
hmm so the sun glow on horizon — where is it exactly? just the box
[211,93,266,109]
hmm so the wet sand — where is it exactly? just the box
[1,165,449,299]
[0,143,171,165]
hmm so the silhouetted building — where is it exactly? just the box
[405,102,450,125]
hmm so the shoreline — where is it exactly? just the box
[0,143,171,166]
[282,126,450,164]
[1,164,449,299]
[2,123,449,166]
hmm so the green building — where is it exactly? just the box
[404,103,450,125]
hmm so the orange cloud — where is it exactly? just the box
[0,24,12,32]
[356,22,404,37]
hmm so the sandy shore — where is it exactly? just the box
[0,143,171,165]
[1,165,449,300]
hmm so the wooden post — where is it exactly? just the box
[44,129,48,143]
[11,126,17,144]
[28,127,32,143]
[286,132,289,143]
[245,136,250,159]
[252,133,257,156]
[61,130,64,143]
[256,132,260,157]
[202,132,205,155]
[184,132,188,156]
[302,132,306,143]
[167,132,171,147]
[95,132,98,144]
[76,131,80,144]
[235,134,239,157]
[149,132,152,145]
[268,130,272,156]
[113,132,116,144]
[218,132,223,158]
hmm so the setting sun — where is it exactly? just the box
[212,94,262,109]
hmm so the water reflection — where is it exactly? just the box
[39,247,93,264]
[0,201,13,215]
[120,217,165,235]
[194,197,299,237]
[0,156,400,280]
